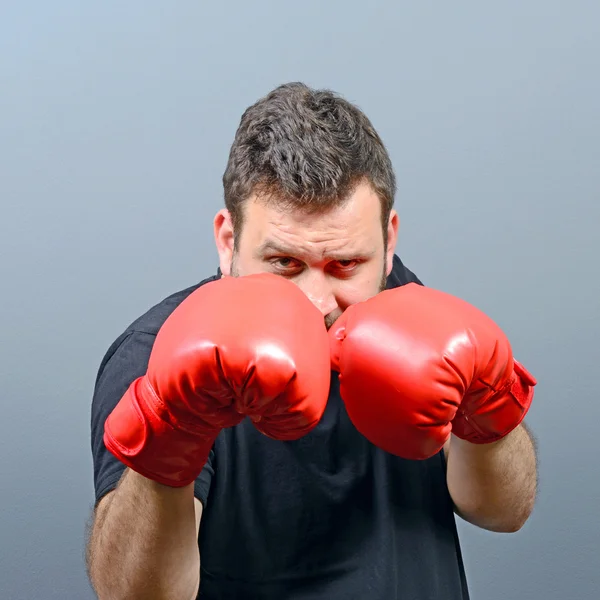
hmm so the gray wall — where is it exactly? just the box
[1,2,598,598]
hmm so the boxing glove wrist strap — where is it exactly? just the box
[104,377,219,487]
[451,359,537,444]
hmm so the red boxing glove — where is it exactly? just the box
[104,273,331,487]
[329,283,537,460]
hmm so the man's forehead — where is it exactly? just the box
[253,237,377,260]
[242,186,383,258]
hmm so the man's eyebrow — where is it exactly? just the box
[254,240,293,256]
[254,239,376,260]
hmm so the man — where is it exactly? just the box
[87,82,538,600]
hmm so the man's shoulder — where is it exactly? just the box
[126,273,220,337]
[93,272,220,388]
[386,254,424,289]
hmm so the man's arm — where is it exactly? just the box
[444,422,538,533]
[86,468,201,600]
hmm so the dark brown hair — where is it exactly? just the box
[222,82,396,238]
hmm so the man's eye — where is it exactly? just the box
[336,260,357,269]
[271,257,298,269]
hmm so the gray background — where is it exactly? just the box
[1,1,598,598]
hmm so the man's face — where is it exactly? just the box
[214,181,399,328]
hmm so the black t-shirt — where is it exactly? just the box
[90,255,470,600]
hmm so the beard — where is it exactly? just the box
[230,254,239,278]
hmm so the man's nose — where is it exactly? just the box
[300,272,338,317]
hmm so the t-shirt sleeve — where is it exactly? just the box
[194,446,215,506]
[90,330,215,506]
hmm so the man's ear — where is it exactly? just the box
[386,210,399,276]
[214,209,234,276]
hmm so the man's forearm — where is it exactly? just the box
[445,423,537,532]
[87,469,200,600]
